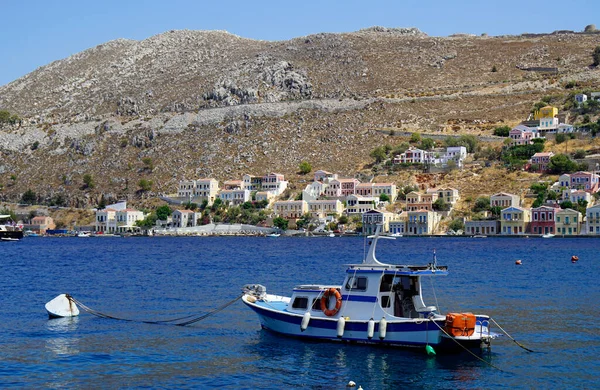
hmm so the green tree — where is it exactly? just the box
[298,161,312,175]
[98,194,107,209]
[592,45,600,67]
[138,179,153,192]
[420,138,435,150]
[156,205,172,221]
[83,174,94,189]
[410,132,421,144]
[493,126,511,137]
[555,133,566,144]
[136,213,158,228]
[273,216,289,230]
[379,193,390,202]
[473,196,491,212]
[338,215,349,225]
[560,200,573,209]
[448,218,464,232]
[21,189,36,204]
[370,146,387,163]
[548,154,578,174]
[433,198,450,211]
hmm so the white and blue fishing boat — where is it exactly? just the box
[242,226,497,352]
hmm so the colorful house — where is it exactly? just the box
[530,206,556,235]
[307,199,344,219]
[500,206,530,235]
[406,209,439,235]
[491,192,520,208]
[362,210,397,235]
[273,200,308,220]
[172,209,201,228]
[509,125,540,146]
[555,208,581,235]
[346,195,378,215]
[464,220,500,235]
[585,204,600,235]
[530,152,554,172]
[567,172,600,193]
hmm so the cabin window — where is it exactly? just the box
[311,298,322,311]
[381,295,391,308]
[292,297,308,309]
[345,276,368,291]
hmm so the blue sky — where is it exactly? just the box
[1,0,598,86]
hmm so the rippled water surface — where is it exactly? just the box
[1,236,598,388]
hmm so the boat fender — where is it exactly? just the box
[379,317,388,340]
[337,317,346,338]
[246,295,257,303]
[301,312,311,332]
[367,319,375,339]
[425,345,436,356]
[45,294,80,318]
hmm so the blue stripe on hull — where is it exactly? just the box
[244,301,447,346]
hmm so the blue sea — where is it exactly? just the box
[1,235,598,389]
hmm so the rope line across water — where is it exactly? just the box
[67,293,243,327]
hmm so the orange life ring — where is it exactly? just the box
[320,288,342,316]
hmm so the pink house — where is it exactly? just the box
[509,125,540,146]
[568,171,599,193]
[530,152,554,172]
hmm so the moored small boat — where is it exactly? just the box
[242,225,497,352]
[0,215,24,241]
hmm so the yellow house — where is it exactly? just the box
[500,206,530,235]
[534,106,558,120]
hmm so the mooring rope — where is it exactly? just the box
[68,293,243,326]
[490,317,535,353]
[428,315,505,372]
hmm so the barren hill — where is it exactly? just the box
[1,28,599,208]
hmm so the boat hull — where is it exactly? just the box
[0,230,24,240]
[243,296,490,350]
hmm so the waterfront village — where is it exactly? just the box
[7,99,600,237]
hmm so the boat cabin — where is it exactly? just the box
[287,264,447,320]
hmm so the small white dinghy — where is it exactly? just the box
[45,294,80,318]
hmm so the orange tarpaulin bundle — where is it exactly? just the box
[445,312,476,337]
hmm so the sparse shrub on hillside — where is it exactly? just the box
[592,46,600,67]
[83,174,94,189]
[138,178,153,192]
[142,157,154,171]
[298,161,312,174]
[491,65,498,72]
[565,81,578,89]
[555,133,566,144]
[573,149,586,159]
[21,189,37,205]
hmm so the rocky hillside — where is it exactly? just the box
[1,27,599,208]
